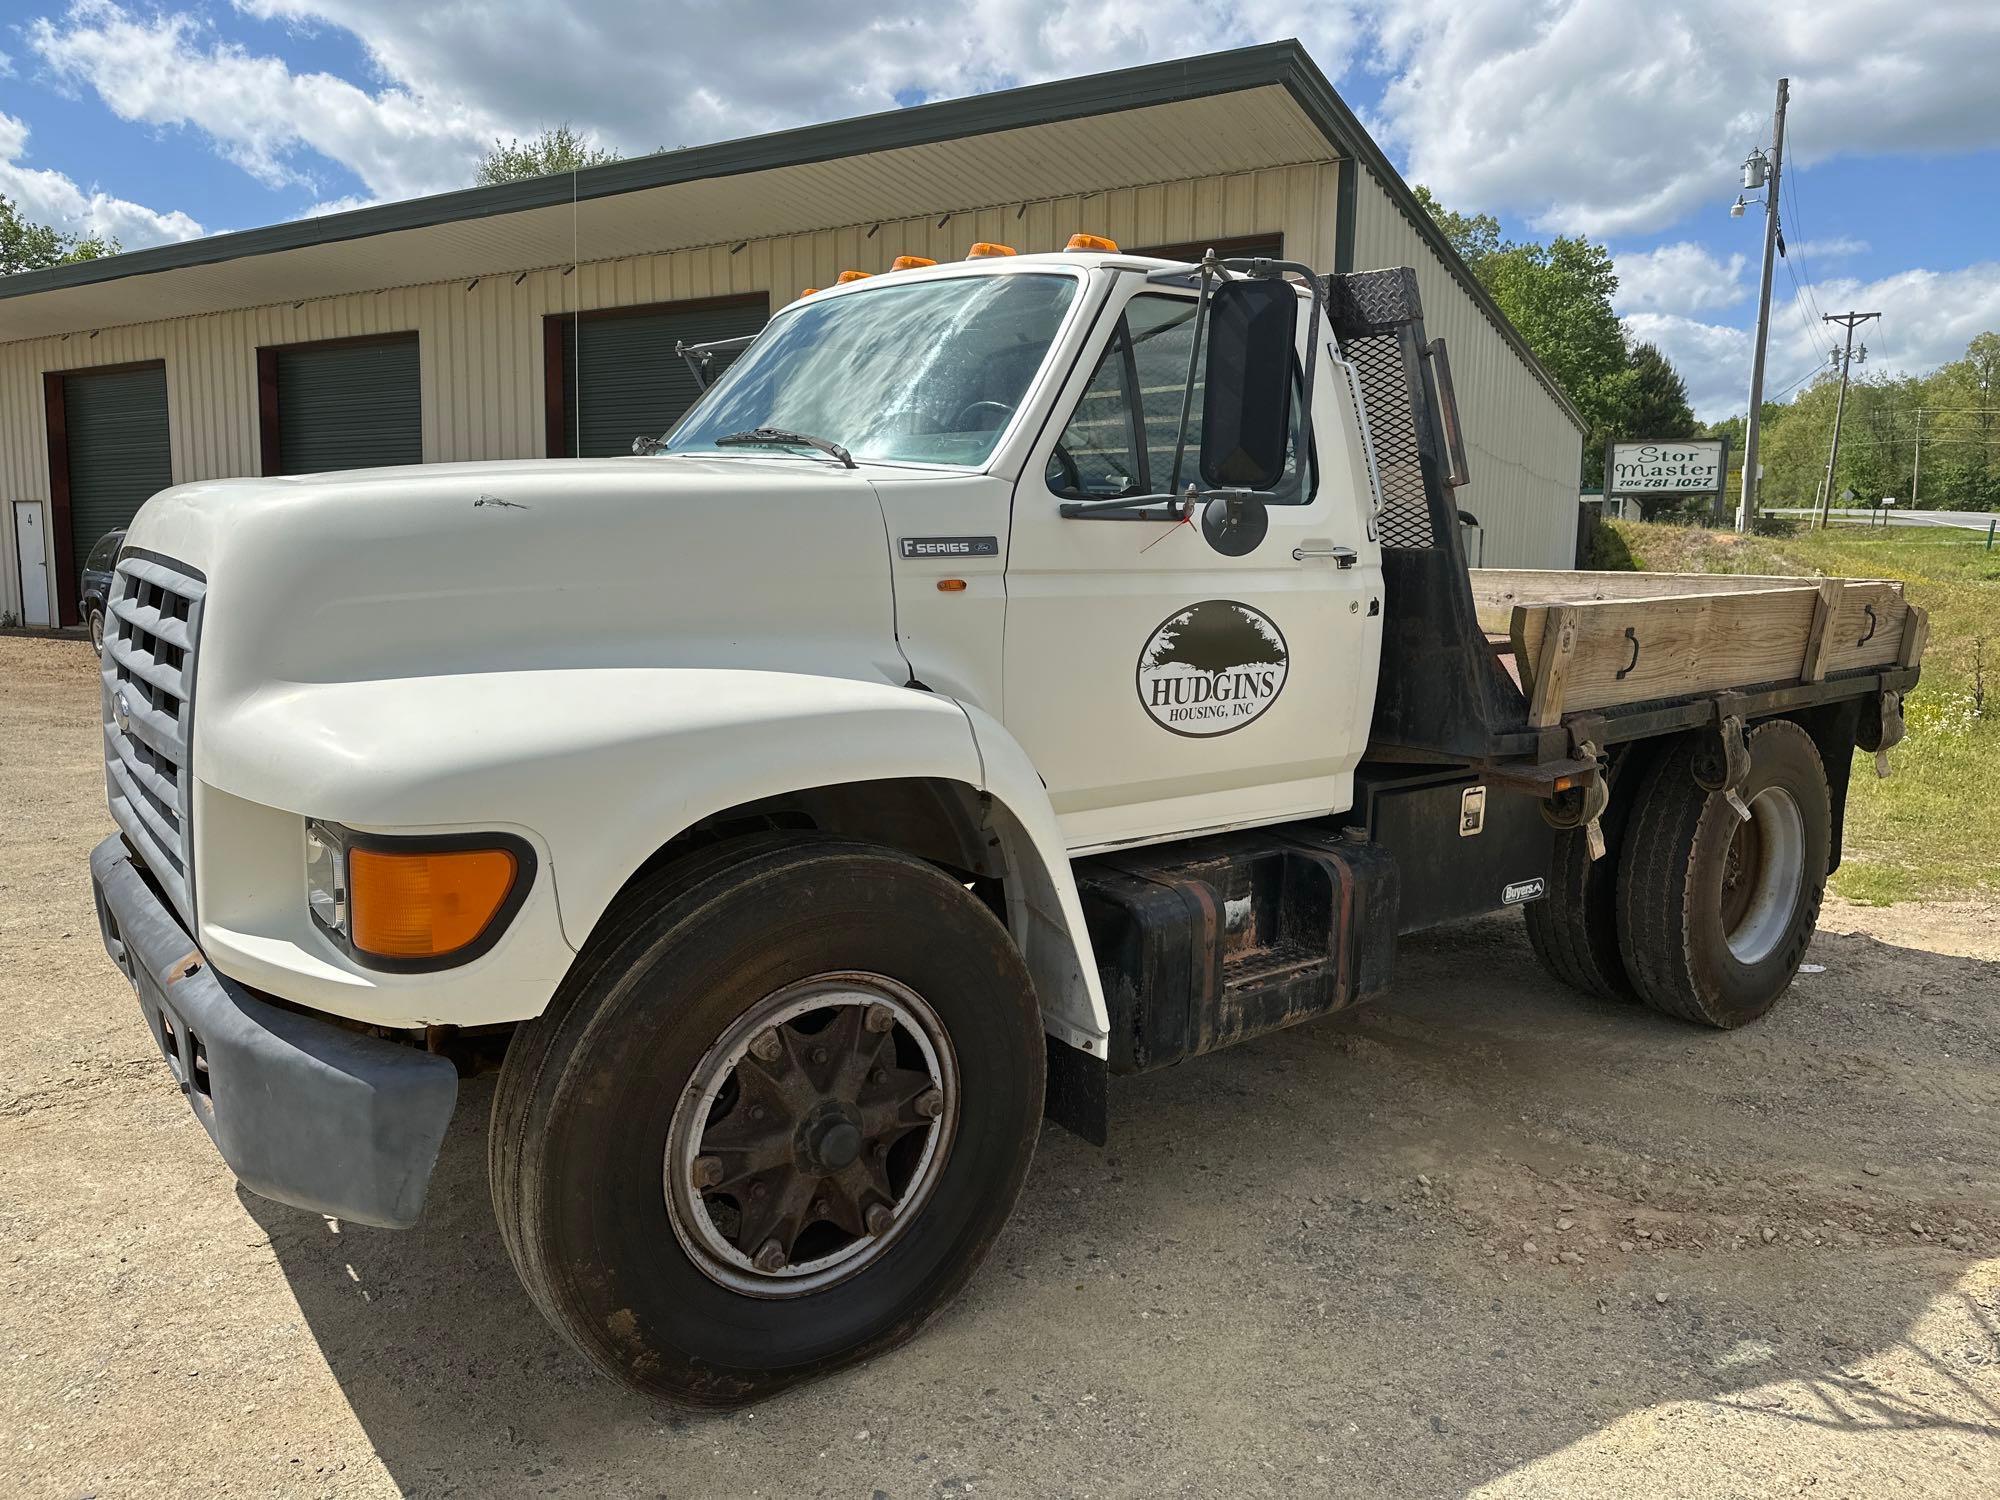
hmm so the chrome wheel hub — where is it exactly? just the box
[1721,786,1805,964]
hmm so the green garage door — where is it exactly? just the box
[63,364,172,572]
[275,334,421,474]
[560,298,767,457]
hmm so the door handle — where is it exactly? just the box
[1293,544,1358,568]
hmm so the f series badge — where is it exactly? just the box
[899,536,999,559]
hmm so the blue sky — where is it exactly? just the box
[4,0,1997,419]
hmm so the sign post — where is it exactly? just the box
[1606,438,1731,524]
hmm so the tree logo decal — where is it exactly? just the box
[1135,600,1289,737]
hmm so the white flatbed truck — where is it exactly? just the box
[90,242,1927,1405]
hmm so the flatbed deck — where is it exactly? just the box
[1469,569,1929,730]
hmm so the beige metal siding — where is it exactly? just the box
[1348,168,1583,569]
[1,165,1339,619]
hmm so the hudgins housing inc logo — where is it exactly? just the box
[1135,600,1289,737]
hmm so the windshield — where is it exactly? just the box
[664,272,1080,467]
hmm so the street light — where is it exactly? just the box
[1730,196,1748,218]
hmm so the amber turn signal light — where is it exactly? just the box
[349,845,519,960]
[1065,233,1119,253]
[890,255,937,271]
[967,242,1016,258]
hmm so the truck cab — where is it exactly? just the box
[89,240,1923,1408]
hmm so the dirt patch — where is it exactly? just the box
[4,634,1997,1498]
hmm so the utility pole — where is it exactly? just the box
[1911,406,1923,506]
[1737,77,1789,532]
[1815,311,1880,528]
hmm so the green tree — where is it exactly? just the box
[0,195,119,276]
[1416,187,1652,487]
[474,125,620,186]
[1411,184,1506,267]
[1599,343,1700,517]
[1617,342,1696,439]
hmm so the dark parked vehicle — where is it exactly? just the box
[80,528,125,653]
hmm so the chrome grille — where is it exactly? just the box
[102,553,205,925]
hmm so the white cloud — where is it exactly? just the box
[1627,261,2000,421]
[1363,0,2000,237]
[0,109,204,250]
[30,1,504,201]
[1788,236,1868,260]
[1614,242,1747,315]
[23,1,1360,207]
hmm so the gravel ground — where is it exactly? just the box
[4,632,1998,1498]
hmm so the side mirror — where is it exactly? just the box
[1199,278,1297,492]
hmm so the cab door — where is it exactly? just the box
[1001,282,1381,852]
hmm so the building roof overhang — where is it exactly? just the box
[0,40,1584,430]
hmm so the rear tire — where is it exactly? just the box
[490,835,1046,1406]
[1524,752,1647,1002]
[1615,720,1830,1027]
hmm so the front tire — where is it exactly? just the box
[490,836,1046,1406]
[1615,720,1830,1027]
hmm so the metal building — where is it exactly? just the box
[0,41,1583,628]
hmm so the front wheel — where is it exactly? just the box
[1615,719,1830,1027]
[490,836,1046,1406]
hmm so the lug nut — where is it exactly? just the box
[915,1087,945,1119]
[749,1029,783,1063]
[691,1155,723,1189]
[865,1203,893,1236]
[864,1004,896,1033]
[750,1182,769,1201]
[752,1239,788,1273]
[812,1046,829,1065]
[869,1067,886,1085]
[811,1198,829,1218]
[748,1104,767,1123]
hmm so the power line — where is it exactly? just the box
[1766,361,1828,403]
[1780,144,1832,330]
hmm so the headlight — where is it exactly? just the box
[305,821,348,935]
[305,820,532,969]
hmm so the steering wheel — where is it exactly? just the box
[954,400,1015,431]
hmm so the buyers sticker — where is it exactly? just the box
[1136,600,1289,737]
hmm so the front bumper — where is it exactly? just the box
[90,835,458,1228]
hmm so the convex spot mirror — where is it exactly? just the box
[1199,277,1298,493]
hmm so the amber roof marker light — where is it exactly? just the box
[966,242,1017,258]
[1065,233,1119,253]
[836,269,872,284]
[890,255,938,271]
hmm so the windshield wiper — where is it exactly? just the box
[712,427,857,469]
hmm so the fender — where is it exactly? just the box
[196,667,1109,1050]
[954,700,1110,1052]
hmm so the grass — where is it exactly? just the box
[1604,519,1999,905]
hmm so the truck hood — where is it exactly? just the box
[125,454,913,719]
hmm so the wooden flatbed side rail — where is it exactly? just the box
[1469,569,1809,637]
[1509,579,1910,727]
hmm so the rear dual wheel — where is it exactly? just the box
[490,836,1046,1406]
[1528,719,1831,1028]
[1616,719,1830,1027]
